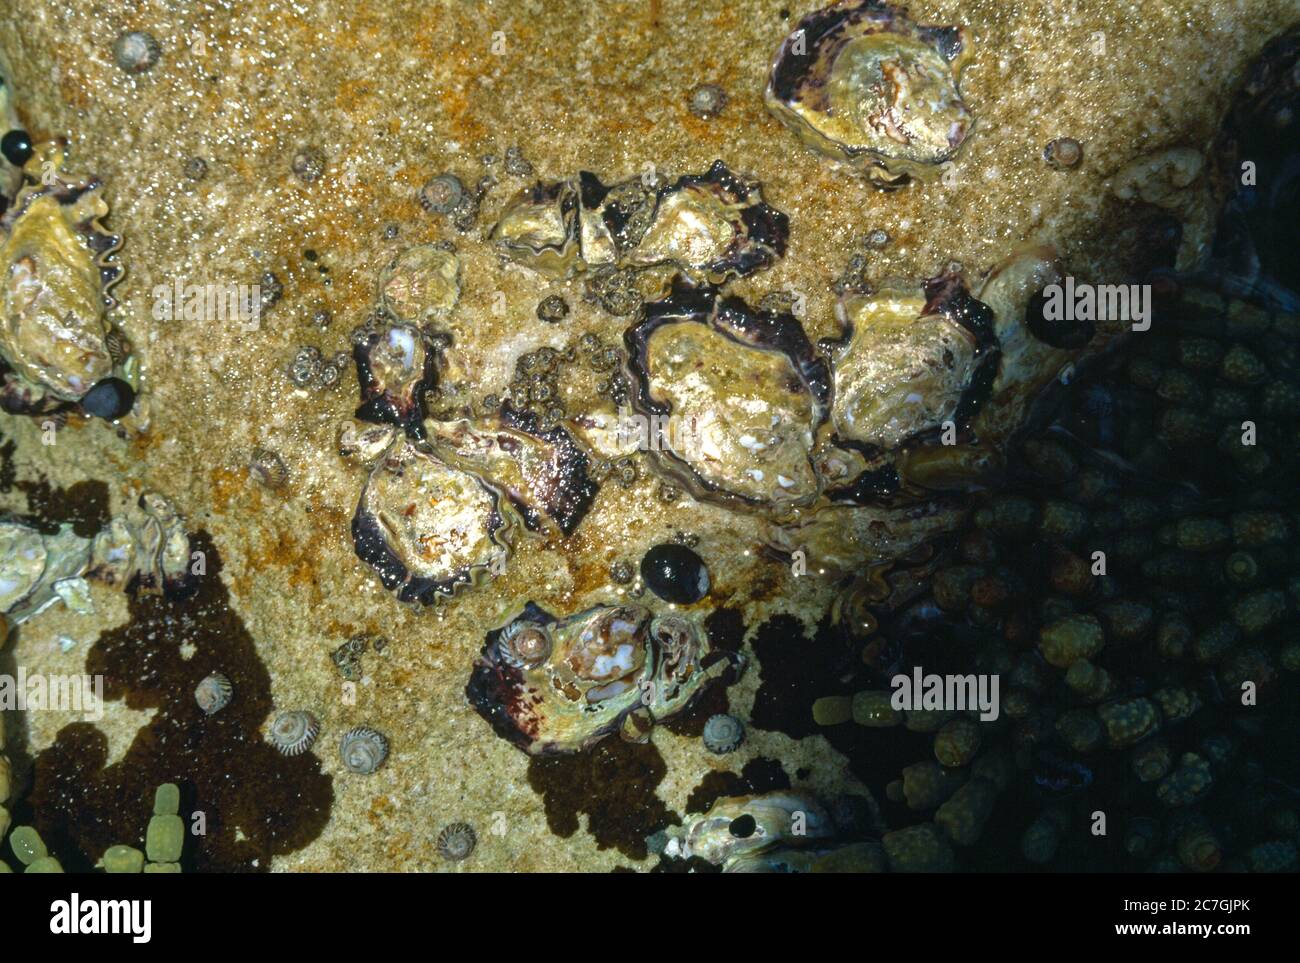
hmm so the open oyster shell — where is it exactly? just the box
[0,493,196,625]
[466,602,742,755]
[624,278,830,511]
[660,790,836,865]
[351,322,441,438]
[766,0,974,187]
[0,521,93,623]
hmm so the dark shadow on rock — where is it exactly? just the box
[684,757,790,815]
[527,737,676,861]
[16,531,333,872]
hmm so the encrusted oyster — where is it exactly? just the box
[337,418,401,465]
[424,405,599,536]
[466,602,742,754]
[490,161,787,283]
[489,179,580,276]
[763,498,967,576]
[660,791,836,866]
[819,251,1097,496]
[377,244,461,323]
[829,270,997,451]
[0,521,95,623]
[624,278,830,510]
[97,492,200,599]
[351,437,515,605]
[766,0,974,187]
[351,321,441,438]
[0,140,132,415]
[969,246,1074,448]
[0,492,196,625]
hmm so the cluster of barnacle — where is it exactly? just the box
[287,345,352,391]
[2,783,184,873]
[495,344,570,429]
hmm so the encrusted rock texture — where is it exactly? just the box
[0,0,1292,871]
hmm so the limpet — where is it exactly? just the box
[340,725,388,774]
[270,710,321,756]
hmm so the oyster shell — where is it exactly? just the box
[763,498,967,576]
[337,418,401,466]
[96,492,199,600]
[1,492,196,625]
[424,405,599,536]
[351,438,515,605]
[624,279,830,510]
[377,244,461,323]
[766,0,974,187]
[351,322,440,438]
[490,161,787,284]
[969,246,1072,449]
[660,791,836,865]
[829,270,997,451]
[0,521,93,624]
[489,179,581,276]
[466,602,742,755]
[0,140,129,414]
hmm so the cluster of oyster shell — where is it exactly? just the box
[0,492,197,626]
[329,0,1114,756]
[0,1,1131,763]
[489,160,788,285]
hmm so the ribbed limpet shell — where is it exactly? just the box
[378,244,461,323]
[340,725,388,774]
[702,713,745,754]
[495,619,552,669]
[436,822,477,862]
[270,710,320,756]
[194,672,232,715]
